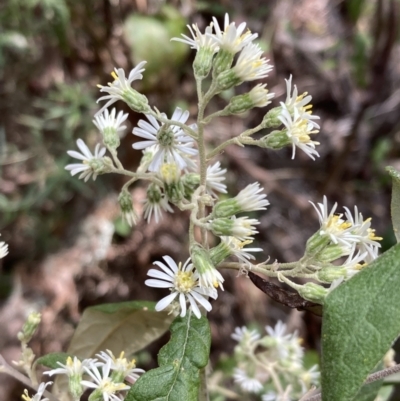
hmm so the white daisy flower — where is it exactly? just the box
[233,368,263,393]
[132,107,198,172]
[65,139,107,182]
[81,359,129,401]
[231,326,260,344]
[233,43,273,82]
[172,23,218,52]
[284,75,320,128]
[96,62,147,115]
[21,382,52,401]
[220,236,262,265]
[248,83,275,108]
[235,182,269,212]
[0,236,8,259]
[344,205,382,262]
[210,13,258,54]
[145,255,218,319]
[143,183,173,224]
[279,104,320,160]
[206,161,227,196]
[96,350,145,383]
[310,196,360,249]
[93,108,129,137]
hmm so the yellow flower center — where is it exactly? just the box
[327,215,351,232]
[291,119,319,143]
[175,269,195,293]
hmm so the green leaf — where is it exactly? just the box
[126,312,211,401]
[386,166,400,242]
[353,363,384,401]
[35,352,72,369]
[321,243,400,401]
[67,301,175,359]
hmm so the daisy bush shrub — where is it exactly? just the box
[2,12,400,401]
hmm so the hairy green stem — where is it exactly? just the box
[111,168,163,187]
[206,124,264,159]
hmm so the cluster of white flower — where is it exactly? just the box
[309,196,382,279]
[64,11,323,229]
[24,351,145,401]
[230,321,319,400]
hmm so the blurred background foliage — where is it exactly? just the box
[1,0,400,399]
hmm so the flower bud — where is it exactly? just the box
[209,241,232,266]
[123,89,150,114]
[258,130,290,150]
[193,47,215,79]
[209,217,258,240]
[297,282,328,304]
[305,231,331,257]
[215,69,241,92]
[212,49,235,77]
[164,181,185,204]
[316,266,346,283]
[261,106,283,128]
[18,312,41,343]
[88,156,114,175]
[191,244,224,289]
[213,199,241,218]
[181,173,200,199]
[224,84,274,115]
[315,244,349,263]
[223,93,254,115]
[102,127,120,150]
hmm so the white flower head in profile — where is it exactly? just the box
[310,196,361,250]
[143,183,173,224]
[65,139,107,182]
[206,161,227,196]
[96,62,147,115]
[93,108,129,137]
[210,13,258,54]
[284,74,320,128]
[172,23,219,53]
[145,256,218,319]
[344,205,382,262]
[279,104,320,161]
